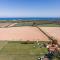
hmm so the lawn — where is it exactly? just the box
[0,41,59,60]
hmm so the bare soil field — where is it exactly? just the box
[40,27,60,43]
[0,23,12,27]
[0,26,49,41]
[0,23,17,28]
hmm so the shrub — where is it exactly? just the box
[20,40,35,44]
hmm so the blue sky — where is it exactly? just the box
[0,0,60,17]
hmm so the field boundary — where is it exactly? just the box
[36,26,57,41]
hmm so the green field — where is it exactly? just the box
[14,22,33,26]
[13,23,60,27]
[0,41,47,60]
[37,24,60,27]
[0,41,59,60]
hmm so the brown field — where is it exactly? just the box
[0,23,12,27]
[0,26,49,41]
[0,23,17,27]
[40,27,60,43]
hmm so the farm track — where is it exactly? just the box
[8,23,17,27]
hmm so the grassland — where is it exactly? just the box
[37,24,60,27]
[13,23,60,27]
[0,41,48,60]
[0,41,59,60]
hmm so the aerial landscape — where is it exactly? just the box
[0,0,60,60]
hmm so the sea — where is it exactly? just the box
[0,17,60,21]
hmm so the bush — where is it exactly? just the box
[20,40,35,44]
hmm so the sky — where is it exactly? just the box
[0,0,60,17]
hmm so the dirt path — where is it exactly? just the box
[8,23,17,27]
